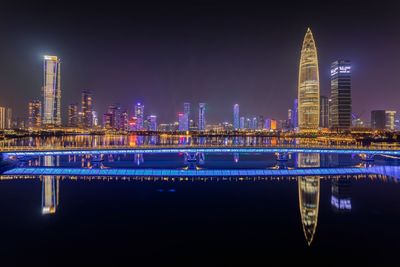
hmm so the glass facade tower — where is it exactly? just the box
[42,55,61,126]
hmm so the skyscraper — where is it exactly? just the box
[298,28,320,132]
[178,113,187,131]
[28,100,42,128]
[148,115,157,131]
[184,102,191,129]
[385,110,396,131]
[371,110,386,130]
[0,107,5,129]
[5,108,12,129]
[135,102,144,130]
[292,98,298,129]
[320,96,329,129]
[233,104,240,130]
[42,55,61,126]
[198,103,206,131]
[68,103,78,127]
[239,116,245,129]
[330,60,351,131]
[81,90,93,128]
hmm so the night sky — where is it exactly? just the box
[0,1,399,123]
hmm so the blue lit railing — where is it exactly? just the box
[2,145,400,156]
[3,166,400,179]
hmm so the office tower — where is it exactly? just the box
[0,107,5,129]
[298,28,320,132]
[198,103,206,131]
[251,117,257,130]
[287,109,293,129]
[28,100,42,128]
[239,116,245,129]
[233,104,239,130]
[42,55,61,126]
[371,110,386,130]
[320,96,329,128]
[178,113,186,131]
[92,111,98,127]
[265,118,271,130]
[106,104,120,130]
[184,102,191,129]
[120,110,129,131]
[385,110,396,131]
[148,115,157,131]
[68,103,78,127]
[5,108,12,129]
[293,98,298,129]
[103,113,113,129]
[134,102,144,130]
[81,90,93,128]
[258,115,264,130]
[330,60,351,131]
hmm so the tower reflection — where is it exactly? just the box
[297,153,320,246]
[41,156,59,215]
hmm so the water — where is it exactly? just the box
[1,135,400,266]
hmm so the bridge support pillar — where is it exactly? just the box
[276,152,289,162]
[360,154,375,161]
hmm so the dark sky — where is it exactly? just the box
[0,1,399,123]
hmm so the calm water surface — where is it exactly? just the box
[1,136,400,266]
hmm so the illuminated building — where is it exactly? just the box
[5,108,12,129]
[178,113,187,131]
[270,119,277,130]
[297,153,320,246]
[129,116,137,131]
[385,110,396,130]
[265,118,271,130]
[320,96,329,129]
[148,115,157,131]
[42,55,61,126]
[92,111,98,127]
[233,104,239,130]
[298,28,320,132]
[257,115,264,130]
[287,109,293,129]
[184,102,191,129]
[330,60,351,131]
[239,116,245,129]
[81,90,93,128]
[292,98,298,129]
[0,107,5,129]
[67,103,78,127]
[198,103,206,131]
[28,100,42,128]
[103,113,113,129]
[251,117,257,130]
[120,110,129,131]
[371,110,386,130]
[331,178,351,213]
[135,102,144,130]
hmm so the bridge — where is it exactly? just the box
[1,145,400,158]
[3,165,400,179]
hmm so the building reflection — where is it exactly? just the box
[331,178,352,212]
[297,153,320,246]
[41,156,59,215]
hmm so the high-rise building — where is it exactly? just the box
[42,55,61,127]
[120,110,129,131]
[92,111,98,127]
[385,110,396,131]
[251,117,257,130]
[81,90,93,128]
[68,103,78,127]
[5,108,12,129]
[371,110,386,130]
[233,104,240,130]
[298,28,320,132]
[103,113,113,129]
[184,102,190,129]
[135,102,144,130]
[0,107,5,129]
[293,98,298,129]
[287,109,293,129]
[239,116,245,129]
[330,60,351,131]
[198,103,206,131]
[148,115,157,131]
[320,96,329,129]
[178,113,187,131]
[28,100,42,128]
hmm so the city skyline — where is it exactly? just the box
[0,2,399,124]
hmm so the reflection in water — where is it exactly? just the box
[41,156,59,215]
[134,154,144,166]
[297,153,320,246]
[331,178,352,212]
[233,153,239,163]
